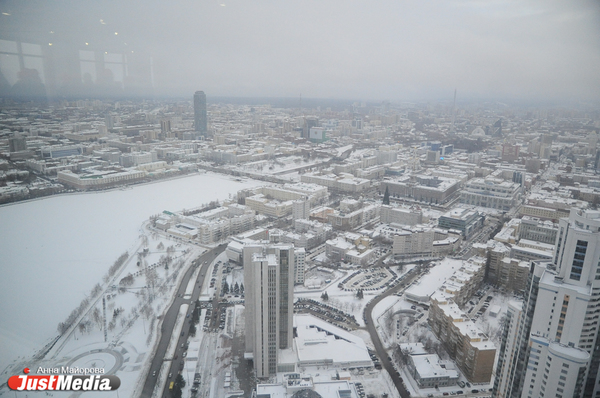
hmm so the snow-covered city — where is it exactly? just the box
[2,2,600,398]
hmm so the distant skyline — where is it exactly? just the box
[0,0,599,102]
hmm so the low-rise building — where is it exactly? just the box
[437,257,486,307]
[380,175,461,205]
[429,291,496,383]
[510,241,554,262]
[380,204,423,226]
[407,353,459,389]
[301,172,371,193]
[327,203,379,231]
[392,226,435,259]
[460,178,521,211]
[165,203,256,244]
[245,194,294,217]
[438,207,484,239]
[520,205,570,222]
[58,168,146,189]
[326,235,375,266]
[518,216,558,244]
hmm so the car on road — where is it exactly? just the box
[168,373,172,379]
[181,331,184,336]
[152,370,156,377]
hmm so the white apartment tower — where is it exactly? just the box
[243,244,295,378]
[294,247,306,285]
[292,197,310,221]
[494,209,600,398]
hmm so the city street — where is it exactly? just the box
[140,244,227,398]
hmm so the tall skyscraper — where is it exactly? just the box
[194,90,207,136]
[494,209,600,398]
[243,243,294,377]
[160,119,171,133]
[302,116,319,139]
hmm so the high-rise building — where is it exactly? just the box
[8,135,27,152]
[303,117,318,139]
[194,90,207,136]
[294,247,306,285]
[105,114,114,130]
[160,119,171,133]
[243,243,295,377]
[494,209,600,398]
[292,198,310,221]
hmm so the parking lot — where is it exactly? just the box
[338,267,398,291]
[294,298,359,330]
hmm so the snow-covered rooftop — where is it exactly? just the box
[293,314,373,368]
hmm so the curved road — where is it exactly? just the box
[364,265,424,398]
[140,243,227,398]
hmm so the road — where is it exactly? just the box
[364,265,425,398]
[140,243,227,398]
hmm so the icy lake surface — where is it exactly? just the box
[0,173,262,372]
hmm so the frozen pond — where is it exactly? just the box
[0,172,262,373]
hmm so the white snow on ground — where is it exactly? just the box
[405,258,463,300]
[0,172,262,374]
[372,296,401,321]
[0,233,204,397]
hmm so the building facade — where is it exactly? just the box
[243,244,295,378]
[380,204,423,226]
[518,217,558,245]
[460,178,521,211]
[438,207,484,239]
[494,209,600,398]
[194,90,207,136]
[428,291,496,383]
[392,227,435,258]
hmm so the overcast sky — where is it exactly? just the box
[1,0,599,102]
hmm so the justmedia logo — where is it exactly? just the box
[8,368,121,391]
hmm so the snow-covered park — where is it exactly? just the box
[0,172,262,381]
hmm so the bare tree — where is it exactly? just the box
[92,307,103,330]
[384,310,395,332]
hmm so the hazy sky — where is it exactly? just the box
[1,0,599,101]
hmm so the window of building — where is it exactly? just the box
[0,39,45,85]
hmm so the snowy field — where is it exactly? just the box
[0,172,262,375]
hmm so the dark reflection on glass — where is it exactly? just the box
[0,67,11,97]
[10,68,47,101]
